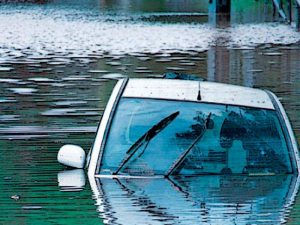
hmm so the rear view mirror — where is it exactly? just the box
[57,144,86,169]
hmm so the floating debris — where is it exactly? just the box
[10,195,20,201]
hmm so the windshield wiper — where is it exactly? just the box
[113,111,180,175]
[165,113,212,177]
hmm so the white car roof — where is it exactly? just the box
[123,78,274,110]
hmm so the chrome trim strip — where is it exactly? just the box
[266,90,300,174]
[88,78,128,178]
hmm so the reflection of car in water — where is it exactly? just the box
[57,75,300,224]
[89,175,299,225]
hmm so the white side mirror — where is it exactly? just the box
[57,144,86,169]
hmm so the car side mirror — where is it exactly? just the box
[57,144,86,169]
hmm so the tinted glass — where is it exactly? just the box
[100,98,292,175]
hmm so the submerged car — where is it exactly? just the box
[58,77,300,177]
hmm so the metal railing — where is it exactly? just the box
[272,0,287,21]
[271,0,300,30]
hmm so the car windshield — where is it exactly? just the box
[100,97,292,176]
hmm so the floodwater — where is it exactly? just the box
[0,0,300,224]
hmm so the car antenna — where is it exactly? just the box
[197,81,201,101]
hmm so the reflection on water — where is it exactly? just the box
[0,46,300,223]
[93,175,299,224]
[58,169,86,192]
[0,0,299,224]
